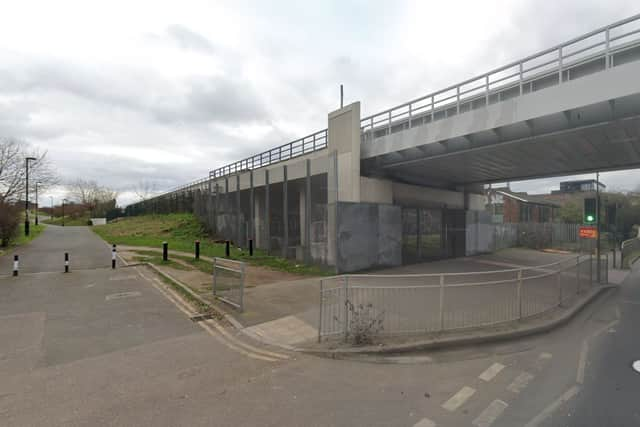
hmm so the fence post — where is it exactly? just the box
[556,271,562,307]
[239,261,245,312]
[343,276,349,342]
[212,257,217,296]
[318,279,323,343]
[439,274,445,331]
[576,256,580,295]
[517,269,523,320]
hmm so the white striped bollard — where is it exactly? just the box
[13,255,18,277]
[64,252,69,273]
[112,244,116,269]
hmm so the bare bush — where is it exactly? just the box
[0,201,20,247]
[344,301,385,345]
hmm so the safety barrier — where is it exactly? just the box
[319,255,607,341]
[212,257,246,311]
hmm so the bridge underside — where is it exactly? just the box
[364,95,640,187]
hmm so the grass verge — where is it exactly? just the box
[94,213,330,276]
[0,222,46,256]
[43,215,91,226]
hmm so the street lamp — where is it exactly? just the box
[50,196,54,218]
[62,198,68,227]
[25,157,37,236]
[35,182,41,226]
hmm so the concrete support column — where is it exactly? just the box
[249,171,254,243]
[265,169,271,255]
[282,165,288,258]
[236,174,241,246]
[305,159,312,264]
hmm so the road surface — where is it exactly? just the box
[0,225,637,426]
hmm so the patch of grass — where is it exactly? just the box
[43,215,91,226]
[155,270,212,314]
[0,222,46,256]
[131,253,190,271]
[94,213,332,276]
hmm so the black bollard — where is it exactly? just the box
[13,255,18,277]
[112,244,117,269]
[249,239,253,256]
[64,252,69,273]
[162,242,168,261]
[225,240,230,258]
[195,240,200,260]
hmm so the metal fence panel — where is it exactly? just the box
[213,258,245,311]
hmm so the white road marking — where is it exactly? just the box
[412,417,436,427]
[442,386,476,412]
[472,399,508,427]
[576,340,588,384]
[620,299,640,305]
[479,362,506,382]
[507,372,535,393]
[633,360,640,374]
[523,385,580,427]
[538,352,553,360]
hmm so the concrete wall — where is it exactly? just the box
[392,181,465,209]
[329,102,361,202]
[336,202,402,273]
[360,176,393,204]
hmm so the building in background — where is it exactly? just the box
[487,188,559,223]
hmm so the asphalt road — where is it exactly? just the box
[0,225,637,426]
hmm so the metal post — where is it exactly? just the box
[589,248,593,285]
[318,279,324,343]
[212,257,217,296]
[576,256,580,295]
[456,86,460,114]
[249,171,254,248]
[343,275,349,342]
[225,240,230,258]
[517,269,523,319]
[485,75,490,105]
[605,28,611,68]
[556,271,562,307]
[249,239,253,256]
[239,262,245,312]
[162,242,168,261]
[64,252,69,273]
[519,62,523,95]
[13,255,18,277]
[340,84,344,109]
[558,46,563,83]
[195,240,200,260]
[439,274,445,331]
[35,182,39,226]
[282,165,288,258]
[112,244,116,269]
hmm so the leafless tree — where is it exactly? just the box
[133,180,158,201]
[67,179,118,205]
[0,137,58,203]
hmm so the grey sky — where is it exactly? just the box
[0,0,638,205]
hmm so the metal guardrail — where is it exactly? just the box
[212,257,246,311]
[319,255,607,340]
[621,237,640,268]
[360,13,640,141]
[209,129,328,179]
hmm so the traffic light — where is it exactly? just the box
[584,198,596,225]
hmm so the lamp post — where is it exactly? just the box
[24,157,37,236]
[62,198,68,227]
[35,182,41,226]
[50,196,54,219]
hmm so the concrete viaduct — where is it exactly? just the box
[128,14,640,273]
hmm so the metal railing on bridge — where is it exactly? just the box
[360,14,640,142]
[319,255,608,341]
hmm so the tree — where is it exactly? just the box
[0,137,58,203]
[133,180,158,201]
[557,201,582,223]
[66,179,118,218]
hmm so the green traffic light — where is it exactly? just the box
[586,215,595,222]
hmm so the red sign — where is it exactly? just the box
[579,226,598,239]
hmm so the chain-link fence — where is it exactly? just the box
[319,255,607,341]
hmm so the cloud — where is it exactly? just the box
[166,24,217,55]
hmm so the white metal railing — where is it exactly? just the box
[319,255,608,340]
[361,14,640,141]
[209,129,328,179]
[621,237,640,268]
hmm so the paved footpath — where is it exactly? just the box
[0,226,635,426]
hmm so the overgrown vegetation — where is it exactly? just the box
[0,209,46,255]
[338,301,385,346]
[93,213,330,276]
[43,213,92,226]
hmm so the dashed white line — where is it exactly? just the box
[442,386,476,412]
[472,399,508,427]
[412,417,436,427]
[507,372,535,393]
[479,362,506,382]
[523,385,580,427]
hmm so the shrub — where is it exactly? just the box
[343,301,385,345]
[0,201,20,247]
